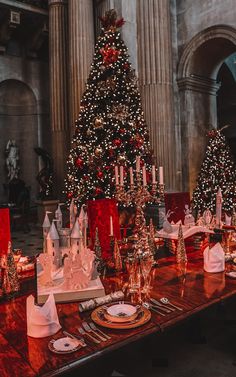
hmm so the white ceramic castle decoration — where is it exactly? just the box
[37,201,105,303]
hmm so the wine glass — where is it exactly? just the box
[140,256,153,293]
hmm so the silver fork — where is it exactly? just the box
[150,298,175,312]
[63,330,87,347]
[82,321,107,342]
[78,326,100,344]
[89,322,111,340]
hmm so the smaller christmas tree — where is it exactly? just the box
[93,227,104,274]
[192,128,236,215]
[2,242,20,295]
[176,224,187,265]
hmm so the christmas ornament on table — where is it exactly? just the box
[65,9,154,209]
[192,127,236,216]
[184,205,195,226]
[1,241,20,295]
[38,209,105,303]
[202,208,212,228]
[176,224,188,266]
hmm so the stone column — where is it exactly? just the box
[137,0,178,191]
[68,0,94,136]
[48,0,69,198]
[178,76,220,193]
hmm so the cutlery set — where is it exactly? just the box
[144,297,183,316]
[52,298,183,350]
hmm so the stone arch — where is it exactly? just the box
[0,79,38,201]
[178,25,236,79]
[177,25,236,194]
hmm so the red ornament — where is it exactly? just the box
[105,165,111,171]
[113,138,122,147]
[75,157,83,168]
[97,171,104,179]
[109,148,115,156]
[100,44,120,65]
[95,187,103,196]
[67,192,73,199]
[119,128,126,134]
[123,62,129,70]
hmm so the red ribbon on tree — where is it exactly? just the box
[100,45,120,65]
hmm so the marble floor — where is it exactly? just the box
[11,223,43,257]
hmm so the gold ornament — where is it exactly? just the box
[112,104,129,121]
[95,146,103,157]
[117,154,126,163]
[94,117,104,129]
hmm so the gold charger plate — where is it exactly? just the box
[91,305,151,329]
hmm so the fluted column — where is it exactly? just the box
[68,0,94,136]
[49,0,69,197]
[137,0,178,190]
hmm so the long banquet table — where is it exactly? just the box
[0,251,236,377]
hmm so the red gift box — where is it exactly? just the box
[87,198,121,260]
[0,208,11,256]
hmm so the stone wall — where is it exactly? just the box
[0,54,50,203]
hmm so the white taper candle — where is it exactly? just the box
[142,165,147,186]
[110,216,114,236]
[136,156,140,173]
[129,167,134,185]
[115,165,119,185]
[152,165,156,183]
[120,166,124,186]
[159,166,164,184]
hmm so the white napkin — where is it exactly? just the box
[203,242,225,273]
[26,293,61,338]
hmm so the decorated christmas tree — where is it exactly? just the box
[65,10,153,207]
[192,128,236,215]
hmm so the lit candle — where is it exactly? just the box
[152,165,156,183]
[159,166,164,184]
[110,216,114,236]
[129,167,134,185]
[136,156,140,173]
[115,165,119,185]
[142,165,147,186]
[120,166,124,186]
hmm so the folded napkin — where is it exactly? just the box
[203,242,225,273]
[78,290,125,312]
[26,293,61,338]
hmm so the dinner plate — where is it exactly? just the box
[104,303,139,323]
[91,304,151,329]
[48,336,82,354]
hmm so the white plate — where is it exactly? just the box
[107,303,137,317]
[48,336,81,354]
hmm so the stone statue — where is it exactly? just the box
[5,140,19,181]
[34,147,53,199]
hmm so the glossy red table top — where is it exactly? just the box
[0,251,235,377]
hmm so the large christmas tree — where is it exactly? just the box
[192,128,236,215]
[65,10,153,207]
